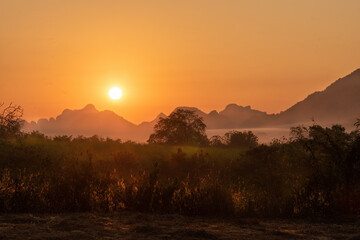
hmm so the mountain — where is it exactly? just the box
[175,104,272,129]
[24,104,138,140]
[173,67,360,128]
[23,68,360,142]
[276,68,360,127]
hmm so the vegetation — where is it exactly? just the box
[0,125,359,216]
[0,104,359,217]
[0,103,24,138]
[148,109,208,146]
[210,131,258,149]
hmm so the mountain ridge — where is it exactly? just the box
[23,68,360,142]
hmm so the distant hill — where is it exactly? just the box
[172,69,360,128]
[24,104,138,140]
[174,104,272,129]
[23,68,360,142]
[276,68,360,127]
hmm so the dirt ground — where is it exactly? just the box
[0,212,359,240]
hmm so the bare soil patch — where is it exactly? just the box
[0,212,359,240]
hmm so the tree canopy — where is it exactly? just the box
[0,103,24,138]
[223,130,258,148]
[147,109,208,146]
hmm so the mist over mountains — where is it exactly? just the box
[23,69,360,142]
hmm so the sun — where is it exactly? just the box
[108,87,122,100]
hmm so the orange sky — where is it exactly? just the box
[1,0,360,124]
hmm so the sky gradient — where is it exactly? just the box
[1,0,360,123]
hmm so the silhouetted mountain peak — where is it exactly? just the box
[222,104,257,114]
[225,103,240,109]
[61,109,72,115]
[175,106,201,112]
[209,110,219,117]
[156,113,167,119]
[60,104,98,116]
[280,68,360,125]
[173,106,207,117]
[223,104,252,111]
[82,104,98,113]
[350,68,360,75]
[327,69,360,89]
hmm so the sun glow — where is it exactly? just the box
[109,87,122,100]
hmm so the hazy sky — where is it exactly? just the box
[1,0,360,123]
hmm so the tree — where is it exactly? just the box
[147,109,208,145]
[209,135,225,147]
[355,118,360,129]
[0,103,24,137]
[223,130,258,148]
[290,124,360,213]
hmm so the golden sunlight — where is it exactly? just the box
[108,87,122,100]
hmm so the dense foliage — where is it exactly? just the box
[0,123,359,217]
[210,131,258,148]
[148,109,208,146]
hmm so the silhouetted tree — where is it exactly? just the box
[355,118,360,129]
[223,130,258,148]
[148,109,208,145]
[291,124,360,213]
[0,103,24,137]
[53,135,72,142]
[209,135,225,147]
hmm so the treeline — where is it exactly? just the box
[0,124,359,216]
[148,108,259,148]
[0,103,359,216]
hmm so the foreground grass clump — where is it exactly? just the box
[0,125,360,217]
